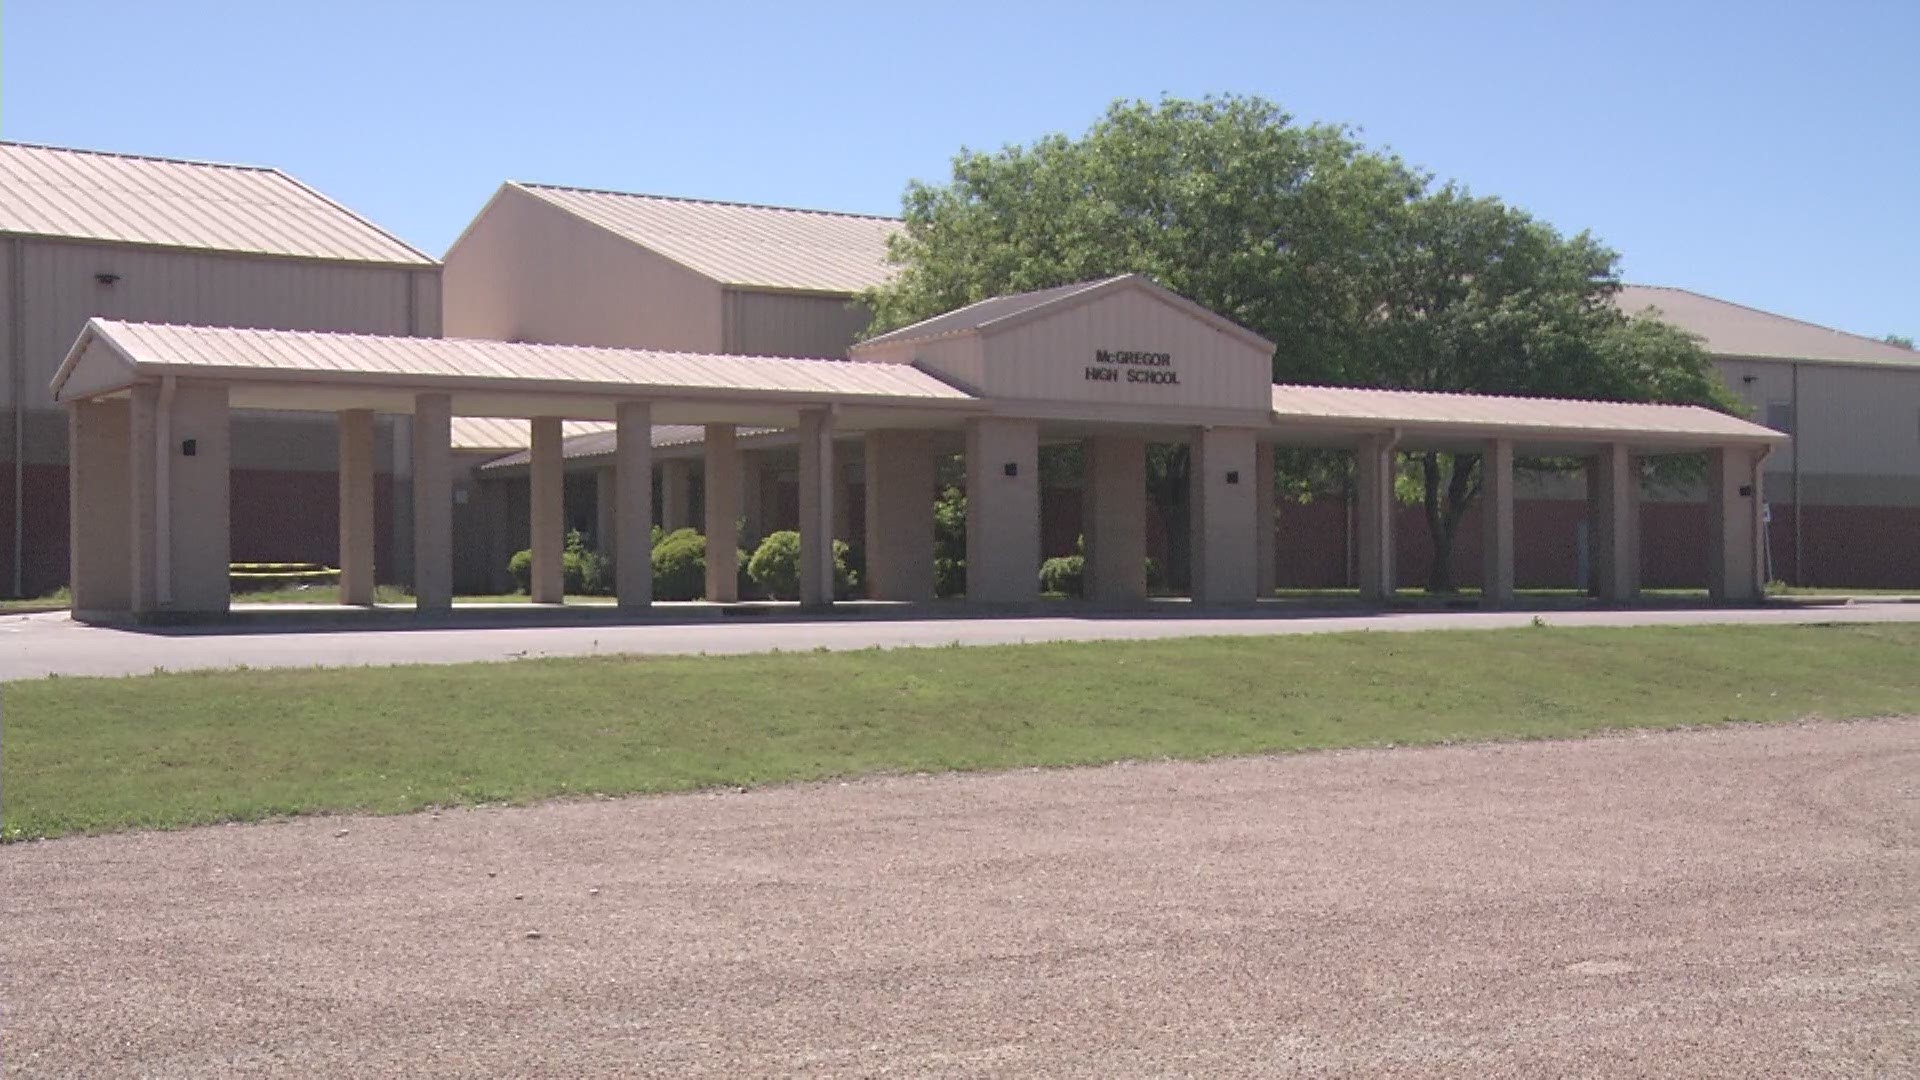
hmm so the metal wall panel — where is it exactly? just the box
[721,289,872,358]
[442,185,724,353]
[21,238,424,411]
[1718,357,1920,488]
[983,289,1271,409]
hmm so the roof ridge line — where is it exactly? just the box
[1622,283,1912,354]
[1274,381,1713,411]
[0,138,277,174]
[512,181,902,223]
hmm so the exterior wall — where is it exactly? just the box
[855,333,988,392]
[975,290,1271,410]
[722,289,872,359]
[2,235,439,596]
[442,185,724,352]
[1714,356,1920,505]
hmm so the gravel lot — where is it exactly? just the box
[3,719,1915,1077]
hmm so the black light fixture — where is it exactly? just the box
[181,438,197,457]
[1739,484,1753,497]
[1225,470,1240,484]
[95,272,120,285]
[1003,462,1018,477]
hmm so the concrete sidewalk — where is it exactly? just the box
[6,601,1920,681]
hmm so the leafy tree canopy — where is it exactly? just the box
[864,94,1735,592]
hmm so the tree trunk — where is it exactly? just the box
[1421,452,1482,594]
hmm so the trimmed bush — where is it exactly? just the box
[507,549,533,594]
[508,530,615,596]
[1039,554,1085,598]
[650,528,708,601]
[747,531,802,598]
[746,530,859,600]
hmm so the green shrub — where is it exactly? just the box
[934,485,967,598]
[651,528,708,601]
[507,549,533,593]
[507,530,614,596]
[746,530,859,600]
[747,531,803,598]
[1039,554,1085,598]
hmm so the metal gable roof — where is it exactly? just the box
[512,184,901,293]
[854,274,1277,353]
[54,320,981,407]
[1270,384,1787,445]
[0,141,434,265]
[1615,285,1918,368]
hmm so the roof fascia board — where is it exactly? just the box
[1271,410,1787,448]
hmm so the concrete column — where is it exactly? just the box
[411,392,453,612]
[741,451,768,548]
[1707,445,1765,602]
[615,401,654,609]
[1354,435,1396,602]
[1593,443,1639,603]
[529,416,564,604]
[388,415,413,588]
[1480,438,1515,609]
[798,408,836,608]
[338,408,377,606]
[68,399,131,618]
[129,381,230,618]
[704,423,741,602]
[864,430,937,602]
[1083,434,1146,605]
[1189,427,1260,605]
[1255,441,1278,598]
[964,417,1040,604]
[660,458,693,533]
[595,466,616,555]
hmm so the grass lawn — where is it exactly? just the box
[6,623,1920,841]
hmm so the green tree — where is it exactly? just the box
[1885,334,1915,350]
[1365,188,1732,590]
[864,95,1420,585]
[865,94,1730,593]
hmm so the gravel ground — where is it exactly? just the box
[2,719,1915,1077]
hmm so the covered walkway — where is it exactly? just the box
[50,276,1786,623]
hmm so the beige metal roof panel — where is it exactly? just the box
[0,142,434,265]
[1615,285,1917,367]
[449,417,613,451]
[1271,384,1786,444]
[59,320,977,406]
[515,184,899,293]
[480,424,784,469]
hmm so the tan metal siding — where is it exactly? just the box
[20,238,421,412]
[443,185,724,352]
[1719,357,1920,493]
[721,289,871,358]
[986,289,1271,409]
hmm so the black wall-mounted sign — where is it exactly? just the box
[1086,348,1180,386]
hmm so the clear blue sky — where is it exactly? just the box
[3,1,1912,339]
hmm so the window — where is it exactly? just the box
[1766,401,1795,435]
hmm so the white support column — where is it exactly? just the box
[128,380,230,619]
[529,416,564,604]
[798,408,836,608]
[338,408,377,606]
[68,399,132,619]
[1481,438,1515,609]
[1593,442,1638,603]
[1189,426,1260,605]
[660,458,693,533]
[615,401,653,610]
[411,392,453,612]
[864,430,937,603]
[1707,445,1765,602]
[1084,435,1147,605]
[1354,434,1397,602]
[704,423,741,602]
[1255,441,1278,599]
[964,417,1040,605]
